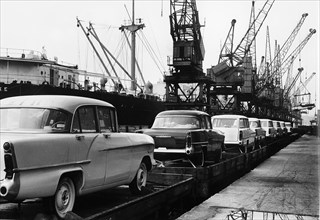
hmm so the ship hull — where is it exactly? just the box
[0,83,165,129]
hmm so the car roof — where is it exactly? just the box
[248,117,259,121]
[157,110,209,117]
[212,114,248,119]
[260,118,271,121]
[0,95,114,113]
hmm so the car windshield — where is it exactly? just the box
[152,116,200,129]
[0,108,69,132]
[212,118,238,128]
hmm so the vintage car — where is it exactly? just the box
[285,122,293,133]
[212,114,255,153]
[273,120,283,137]
[279,121,288,135]
[138,110,225,167]
[0,95,155,218]
[260,118,276,143]
[248,118,266,148]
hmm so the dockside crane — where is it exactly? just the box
[164,0,214,111]
[218,19,236,65]
[214,0,274,69]
[257,13,309,96]
[283,66,304,106]
[257,26,272,81]
[208,0,274,115]
[292,72,316,111]
[169,0,204,74]
[256,28,316,121]
[258,28,316,97]
[292,72,316,97]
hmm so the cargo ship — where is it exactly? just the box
[0,48,165,131]
[0,1,168,131]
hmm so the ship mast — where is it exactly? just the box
[120,0,145,92]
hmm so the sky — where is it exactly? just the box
[1,0,319,119]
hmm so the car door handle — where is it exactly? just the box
[75,135,85,140]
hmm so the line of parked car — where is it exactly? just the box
[0,95,294,218]
[139,110,293,167]
[211,115,293,154]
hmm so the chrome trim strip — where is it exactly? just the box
[99,143,150,152]
[13,160,91,172]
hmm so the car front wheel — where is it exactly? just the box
[53,177,76,218]
[129,162,148,195]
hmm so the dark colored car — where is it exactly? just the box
[139,110,225,166]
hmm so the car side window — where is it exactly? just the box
[240,118,248,128]
[245,119,249,128]
[72,106,97,133]
[97,106,115,132]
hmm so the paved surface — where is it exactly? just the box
[178,135,320,220]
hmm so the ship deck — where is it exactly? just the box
[177,134,320,219]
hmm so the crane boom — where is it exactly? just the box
[292,72,316,96]
[283,67,304,99]
[262,13,308,81]
[218,19,236,65]
[257,25,272,78]
[276,29,316,79]
[232,0,274,66]
[211,0,274,86]
[258,28,316,95]
[246,1,257,69]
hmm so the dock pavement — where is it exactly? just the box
[177,135,320,220]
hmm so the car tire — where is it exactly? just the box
[129,162,148,195]
[53,177,76,219]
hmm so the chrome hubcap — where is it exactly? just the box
[56,185,70,211]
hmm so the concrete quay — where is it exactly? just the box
[177,135,320,220]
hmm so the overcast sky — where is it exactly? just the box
[1,0,319,116]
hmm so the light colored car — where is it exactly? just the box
[140,110,225,166]
[211,115,255,153]
[285,122,293,133]
[273,120,283,137]
[0,95,155,218]
[260,119,276,142]
[279,121,288,135]
[248,118,266,148]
